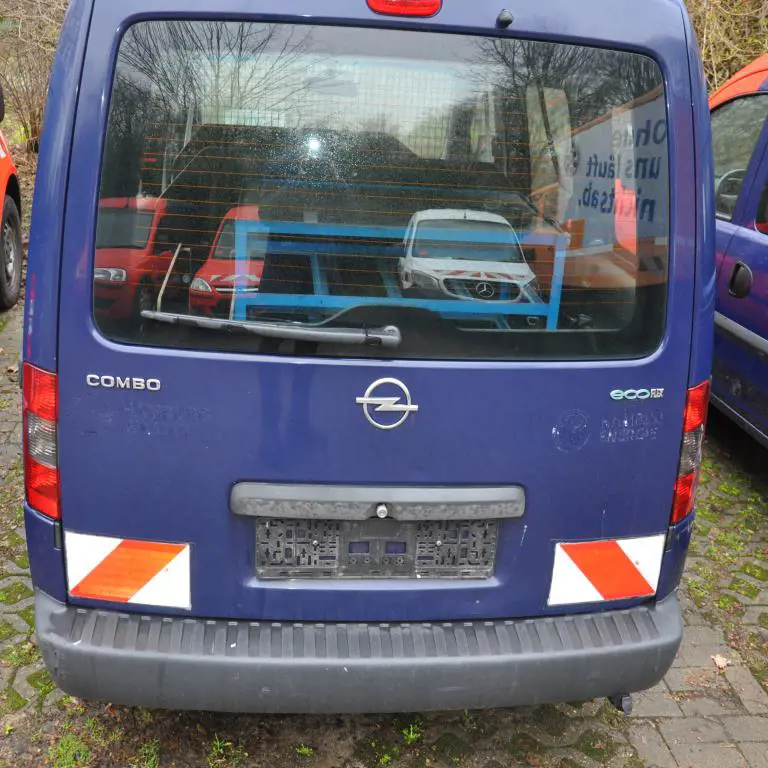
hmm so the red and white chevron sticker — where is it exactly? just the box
[548,534,665,606]
[65,531,191,609]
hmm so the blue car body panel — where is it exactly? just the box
[24,0,710,629]
[711,76,768,444]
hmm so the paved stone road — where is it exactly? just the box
[0,301,767,767]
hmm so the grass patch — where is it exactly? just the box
[355,736,400,767]
[84,717,122,749]
[18,605,34,628]
[596,701,625,730]
[132,740,160,768]
[401,722,422,746]
[703,544,738,567]
[0,686,26,716]
[0,621,17,643]
[48,733,92,768]
[295,744,314,758]
[27,668,55,696]
[0,531,25,552]
[742,563,768,582]
[0,639,39,668]
[717,482,744,498]
[696,506,720,524]
[207,735,248,768]
[0,582,32,605]
[728,578,760,599]
[713,529,748,554]
[759,613,768,631]
[714,529,747,555]
[687,578,714,607]
[574,729,618,762]
[716,594,746,616]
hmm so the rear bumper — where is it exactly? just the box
[36,590,682,714]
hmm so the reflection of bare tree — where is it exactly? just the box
[477,39,661,128]
[466,39,664,206]
[99,20,317,265]
[118,22,312,120]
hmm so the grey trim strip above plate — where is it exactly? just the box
[230,483,525,521]
[715,312,768,357]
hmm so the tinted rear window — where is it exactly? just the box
[94,21,670,360]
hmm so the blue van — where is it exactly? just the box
[22,0,713,714]
[709,57,768,447]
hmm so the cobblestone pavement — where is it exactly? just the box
[0,301,767,767]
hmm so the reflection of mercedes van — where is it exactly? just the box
[400,210,537,301]
[25,0,713,717]
[190,205,264,317]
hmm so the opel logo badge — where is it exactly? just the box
[475,281,496,299]
[356,378,419,430]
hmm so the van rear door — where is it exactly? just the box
[55,0,698,623]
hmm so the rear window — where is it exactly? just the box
[94,21,670,360]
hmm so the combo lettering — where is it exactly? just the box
[86,374,161,391]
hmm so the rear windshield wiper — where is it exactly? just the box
[140,310,401,348]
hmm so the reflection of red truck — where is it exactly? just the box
[190,205,263,317]
[94,197,180,320]
[0,107,22,310]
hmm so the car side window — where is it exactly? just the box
[712,95,768,220]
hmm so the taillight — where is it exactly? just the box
[367,0,442,16]
[23,363,59,520]
[670,381,710,525]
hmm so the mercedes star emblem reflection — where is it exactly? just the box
[476,281,496,299]
[356,378,419,430]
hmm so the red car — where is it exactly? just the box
[94,196,180,320]
[0,86,22,310]
[190,205,264,317]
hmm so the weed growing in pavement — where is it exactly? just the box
[132,739,160,768]
[207,734,248,767]
[401,722,422,745]
[48,733,92,768]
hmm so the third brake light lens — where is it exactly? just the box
[367,0,442,17]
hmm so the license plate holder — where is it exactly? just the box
[256,518,498,579]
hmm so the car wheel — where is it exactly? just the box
[137,284,155,314]
[0,196,22,310]
[131,281,156,335]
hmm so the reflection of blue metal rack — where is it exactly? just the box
[232,220,569,330]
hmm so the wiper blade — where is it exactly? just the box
[141,311,401,348]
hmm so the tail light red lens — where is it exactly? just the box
[670,381,710,525]
[671,472,696,526]
[367,0,442,16]
[23,363,60,520]
[683,380,710,432]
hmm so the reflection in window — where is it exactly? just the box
[94,21,671,360]
[712,96,768,220]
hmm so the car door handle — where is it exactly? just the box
[729,261,753,299]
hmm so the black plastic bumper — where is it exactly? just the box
[36,590,682,714]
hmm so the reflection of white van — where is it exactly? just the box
[400,209,536,302]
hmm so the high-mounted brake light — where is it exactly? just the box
[670,380,710,525]
[23,363,60,520]
[367,0,442,17]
